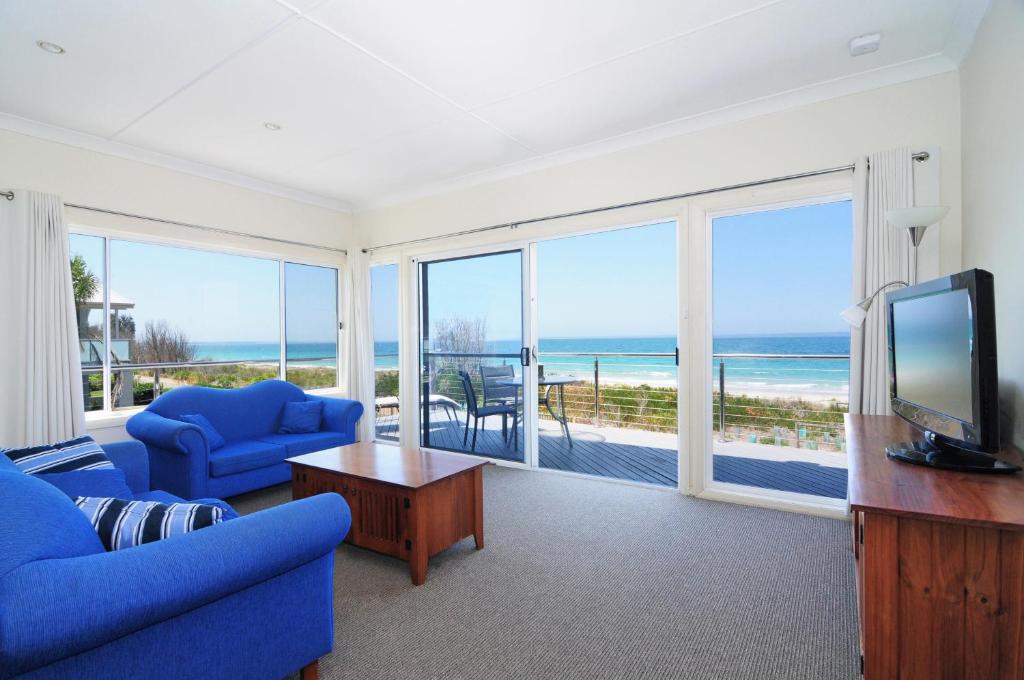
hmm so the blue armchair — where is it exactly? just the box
[0,440,350,680]
[127,380,364,500]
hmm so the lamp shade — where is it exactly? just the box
[840,304,868,328]
[885,205,950,229]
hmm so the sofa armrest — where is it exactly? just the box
[100,440,150,494]
[307,395,364,439]
[0,493,350,675]
[125,411,207,456]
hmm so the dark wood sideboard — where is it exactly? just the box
[847,414,1024,679]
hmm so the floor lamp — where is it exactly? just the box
[884,205,950,284]
[840,205,949,328]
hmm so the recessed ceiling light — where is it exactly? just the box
[36,40,66,55]
[848,33,881,57]
[264,122,281,131]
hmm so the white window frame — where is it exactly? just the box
[684,177,854,519]
[69,225,345,420]
[368,258,402,444]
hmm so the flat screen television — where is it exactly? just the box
[885,268,1016,472]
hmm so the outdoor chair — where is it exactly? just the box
[480,364,518,407]
[458,371,518,451]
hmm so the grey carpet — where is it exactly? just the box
[229,466,858,680]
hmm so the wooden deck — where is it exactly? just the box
[375,415,846,498]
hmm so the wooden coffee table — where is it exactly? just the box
[288,442,488,585]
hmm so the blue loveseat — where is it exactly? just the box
[127,380,364,500]
[0,439,350,680]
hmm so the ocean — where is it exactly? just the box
[373,334,851,400]
[193,335,850,400]
[193,341,338,367]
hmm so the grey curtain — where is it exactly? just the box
[0,190,85,446]
[849,148,914,415]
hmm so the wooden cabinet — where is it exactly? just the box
[847,415,1024,679]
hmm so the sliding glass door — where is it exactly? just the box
[419,249,528,463]
[709,199,852,501]
[372,263,400,443]
[533,222,679,487]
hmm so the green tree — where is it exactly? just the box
[70,254,97,305]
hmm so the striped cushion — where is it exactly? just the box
[3,435,113,475]
[74,497,225,551]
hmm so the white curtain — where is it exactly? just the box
[0,191,85,446]
[849,148,914,415]
[343,250,376,442]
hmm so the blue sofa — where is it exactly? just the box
[0,440,350,680]
[126,380,364,500]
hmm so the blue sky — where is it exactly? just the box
[421,251,523,342]
[73,199,851,347]
[69,235,337,343]
[537,222,677,338]
[370,203,851,341]
[371,264,399,342]
[712,200,852,336]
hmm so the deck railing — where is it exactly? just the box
[383,350,849,449]
[711,353,849,451]
[81,357,338,410]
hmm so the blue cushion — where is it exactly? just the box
[208,440,288,478]
[257,431,345,456]
[3,434,113,474]
[179,414,226,450]
[74,497,226,551]
[0,470,104,578]
[135,490,240,520]
[278,401,323,434]
[37,468,134,500]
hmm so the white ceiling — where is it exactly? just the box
[0,0,987,211]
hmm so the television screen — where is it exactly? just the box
[891,288,974,423]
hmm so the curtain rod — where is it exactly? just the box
[362,150,930,254]
[0,192,348,255]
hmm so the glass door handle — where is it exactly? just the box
[520,347,530,366]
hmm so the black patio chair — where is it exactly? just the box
[480,364,517,407]
[459,371,517,452]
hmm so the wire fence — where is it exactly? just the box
[375,351,850,450]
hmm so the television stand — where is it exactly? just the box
[848,415,1024,679]
[886,432,1022,473]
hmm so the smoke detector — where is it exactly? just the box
[849,33,882,57]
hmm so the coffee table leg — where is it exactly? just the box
[409,495,428,585]
[473,467,484,550]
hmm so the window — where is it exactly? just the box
[69,234,106,412]
[371,263,399,442]
[69,232,341,411]
[284,263,339,390]
[710,199,852,500]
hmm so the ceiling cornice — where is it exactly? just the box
[0,112,352,213]
[354,53,958,213]
[941,0,991,65]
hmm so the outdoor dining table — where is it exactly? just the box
[495,375,584,448]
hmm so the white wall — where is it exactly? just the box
[960,0,1024,447]
[0,129,353,442]
[356,73,963,275]
[0,129,353,258]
